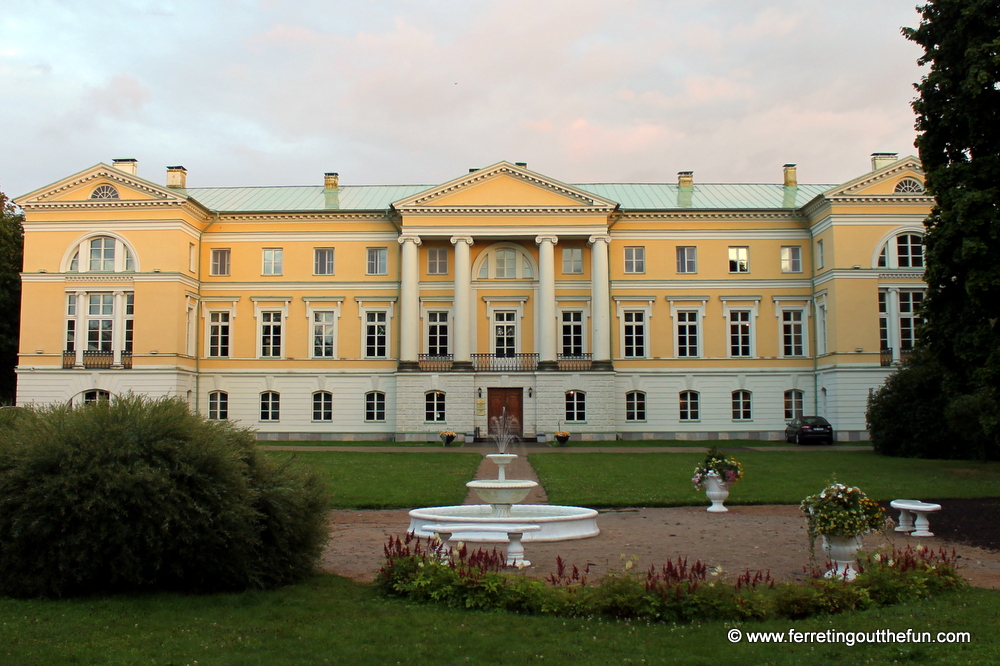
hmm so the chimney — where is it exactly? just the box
[783,164,798,187]
[469,168,479,173]
[324,172,339,189]
[677,171,694,188]
[871,152,899,171]
[166,166,187,188]
[515,162,528,169]
[113,158,137,175]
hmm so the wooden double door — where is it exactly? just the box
[487,388,523,437]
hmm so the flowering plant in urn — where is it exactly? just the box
[439,431,457,446]
[800,482,884,544]
[691,447,744,489]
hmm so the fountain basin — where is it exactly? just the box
[466,479,537,506]
[408,504,600,542]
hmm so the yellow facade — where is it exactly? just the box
[14,156,930,441]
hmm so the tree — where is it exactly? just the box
[891,0,1000,459]
[0,188,23,404]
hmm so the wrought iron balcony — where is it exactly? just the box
[557,353,593,371]
[62,350,132,369]
[471,353,539,372]
[418,354,453,372]
[880,348,893,367]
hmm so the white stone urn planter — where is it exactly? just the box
[704,471,730,512]
[821,535,863,581]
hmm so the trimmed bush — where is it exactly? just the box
[866,354,953,457]
[0,395,329,598]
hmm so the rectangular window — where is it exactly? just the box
[260,311,282,357]
[365,311,387,358]
[124,293,134,354]
[313,392,333,421]
[623,311,645,358]
[210,249,230,276]
[367,247,388,275]
[676,311,699,357]
[312,311,336,357]
[209,311,230,357]
[782,310,804,356]
[89,237,115,271]
[817,239,825,269]
[899,290,924,351]
[87,294,114,351]
[561,311,584,356]
[781,246,802,273]
[817,302,828,355]
[784,390,804,420]
[188,243,196,273]
[427,247,448,275]
[878,290,889,350]
[679,391,699,421]
[427,311,449,356]
[260,392,279,421]
[732,391,752,420]
[729,310,752,357]
[263,248,283,275]
[493,311,516,357]
[626,391,646,421]
[495,249,516,278]
[565,391,586,422]
[676,246,697,273]
[624,247,645,274]
[66,294,77,352]
[314,248,335,275]
[365,392,386,422]
[728,247,749,273]
[562,247,583,274]
[209,391,228,420]
[425,392,445,422]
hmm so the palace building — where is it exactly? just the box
[14,155,930,441]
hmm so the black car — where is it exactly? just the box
[785,416,834,445]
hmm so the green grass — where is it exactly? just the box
[1,574,997,664]
[558,439,869,448]
[529,451,1000,507]
[261,451,481,509]
[259,440,446,447]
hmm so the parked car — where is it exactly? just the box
[785,416,834,445]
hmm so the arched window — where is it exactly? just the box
[365,391,386,422]
[67,235,136,272]
[83,389,111,405]
[894,178,925,194]
[679,391,699,421]
[476,245,535,279]
[425,391,446,422]
[313,391,333,421]
[208,391,228,420]
[90,184,120,200]
[877,234,924,269]
[260,391,280,421]
[565,390,586,422]
[732,390,752,421]
[784,389,804,420]
[625,391,646,421]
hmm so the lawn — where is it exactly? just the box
[262,451,481,509]
[529,451,1000,507]
[1,574,996,665]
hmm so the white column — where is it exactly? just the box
[589,235,613,370]
[536,235,559,370]
[451,235,474,371]
[397,234,422,370]
[112,290,125,366]
[74,290,86,367]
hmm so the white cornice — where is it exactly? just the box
[217,213,388,223]
[201,281,399,291]
[619,211,800,221]
[400,225,609,237]
[399,206,615,215]
[611,279,813,290]
[813,269,923,286]
[205,231,399,242]
[23,220,202,239]
[21,272,200,288]
[611,229,810,240]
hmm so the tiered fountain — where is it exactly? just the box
[408,414,599,542]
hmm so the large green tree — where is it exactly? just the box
[905,1,1000,394]
[0,188,23,404]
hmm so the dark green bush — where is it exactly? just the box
[0,395,329,598]
[866,353,953,457]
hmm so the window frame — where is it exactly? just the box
[425,309,451,356]
[784,389,804,420]
[426,247,448,275]
[260,391,280,421]
[676,246,697,274]
[208,391,229,420]
[732,390,752,421]
[777,306,809,358]
[365,391,386,422]
[367,247,388,275]
[313,391,333,421]
[560,309,586,357]
[728,246,750,273]
[624,246,645,274]
[210,248,231,276]
[562,247,583,275]
[625,390,646,422]
[565,390,586,422]
[208,310,231,358]
[262,248,283,275]
[425,391,446,422]
[679,390,700,421]
[723,300,758,358]
[780,246,802,273]
[314,247,335,276]
[65,234,137,273]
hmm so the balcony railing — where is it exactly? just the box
[418,354,453,372]
[63,350,132,369]
[557,353,593,371]
[880,348,893,367]
[471,353,539,372]
[900,348,915,366]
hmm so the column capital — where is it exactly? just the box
[398,234,422,246]
[588,234,612,245]
[535,235,559,246]
[450,235,474,246]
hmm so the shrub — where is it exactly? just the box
[0,395,329,598]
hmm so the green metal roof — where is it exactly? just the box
[179,182,835,213]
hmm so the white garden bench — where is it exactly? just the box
[890,499,942,537]
[423,523,541,566]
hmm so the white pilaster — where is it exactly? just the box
[74,290,86,366]
[398,234,422,370]
[535,235,559,370]
[451,235,474,370]
[589,234,613,370]
[112,290,125,366]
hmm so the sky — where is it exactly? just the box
[1,0,927,198]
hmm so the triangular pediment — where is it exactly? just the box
[826,156,930,199]
[15,163,190,209]
[392,162,619,212]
